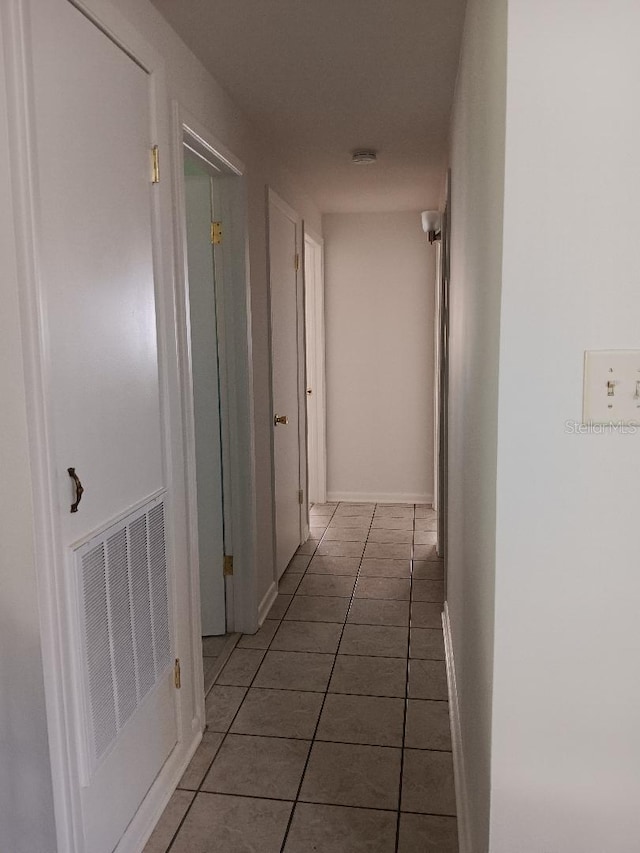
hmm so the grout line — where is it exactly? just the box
[178,730,453,752]
[276,502,376,853]
[394,502,416,853]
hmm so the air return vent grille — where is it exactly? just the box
[75,495,171,775]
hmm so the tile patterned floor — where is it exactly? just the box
[145,502,458,853]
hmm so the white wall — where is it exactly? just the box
[323,212,435,504]
[446,0,507,849]
[490,2,640,850]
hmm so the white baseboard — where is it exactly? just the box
[326,491,433,505]
[115,728,201,853]
[443,602,472,853]
[258,579,278,625]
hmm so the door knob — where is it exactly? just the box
[274,414,289,426]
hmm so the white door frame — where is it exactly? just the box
[303,226,327,505]
[266,187,308,585]
[171,105,259,724]
[0,1,195,851]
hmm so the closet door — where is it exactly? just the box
[28,0,177,850]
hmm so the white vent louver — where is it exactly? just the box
[77,496,171,775]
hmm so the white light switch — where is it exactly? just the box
[583,350,640,424]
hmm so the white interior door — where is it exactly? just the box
[28,1,177,851]
[269,191,303,577]
[184,158,226,636]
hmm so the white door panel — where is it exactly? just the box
[28,1,177,851]
[269,194,302,577]
[32,0,164,543]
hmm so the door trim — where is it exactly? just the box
[1,1,197,850]
[303,226,327,505]
[171,105,259,653]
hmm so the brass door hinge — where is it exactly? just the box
[211,221,223,245]
[174,658,181,689]
[298,489,304,505]
[294,253,300,271]
[151,145,160,184]
[223,554,234,576]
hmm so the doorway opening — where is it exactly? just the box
[303,228,327,507]
[176,120,259,714]
[183,150,229,639]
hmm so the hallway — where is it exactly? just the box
[144,502,457,852]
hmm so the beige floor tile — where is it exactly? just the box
[272,620,343,653]
[360,558,412,578]
[364,542,413,560]
[329,654,408,697]
[203,657,219,695]
[371,517,414,531]
[237,619,280,649]
[409,627,445,660]
[347,598,410,627]
[279,572,303,595]
[178,733,224,791]
[401,749,456,815]
[412,560,444,580]
[284,803,397,853]
[143,789,195,853]
[205,685,247,732]
[321,528,368,542]
[374,505,414,518]
[413,544,439,561]
[297,539,320,555]
[327,518,371,531]
[170,793,292,853]
[339,624,409,658]
[414,505,436,519]
[355,576,411,601]
[316,694,405,747]
[269,593,293,619]
[297,574,356,598]
[335,503,375,515]
[285,595,350,623]
[202,635,230,657]
[413,518,438,532]
[398,813,459,852]
[315,540,366,558]
[412,579,444,603]
[414,530,438,546]
[216,648,266,686]
[230,688,323,738]
[411,601,443,629]
[367,528,414,544]
[286,554,312,572]
[307,555,361,575]
[202,734,310,800]
[254,650,335,692]
[299,741,401,809]
[405,700,452,751]
[408,659,448,700]
[310,525,328,538]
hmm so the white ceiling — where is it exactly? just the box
[151,0,467,213]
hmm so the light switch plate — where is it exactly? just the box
[583,350,640,424]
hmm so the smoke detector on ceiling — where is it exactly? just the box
[351,149,378,165]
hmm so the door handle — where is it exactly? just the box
[274,414,289,426]
[68,467,84,513]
